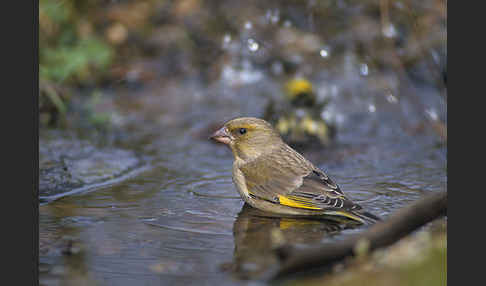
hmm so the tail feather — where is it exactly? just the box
[325,210,381,224]
[352,210,381,224]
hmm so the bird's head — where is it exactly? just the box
[210,117,283,161]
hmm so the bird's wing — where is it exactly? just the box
[239,146,362,213]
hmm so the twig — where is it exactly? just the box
[272,191,447,279]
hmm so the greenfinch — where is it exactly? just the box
[284,78,316,107]
[210,117,379,224]
[264,77,336,149]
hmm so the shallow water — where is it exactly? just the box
[39,76,446,285]
[39,1,446,283]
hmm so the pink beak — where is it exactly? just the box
[210,127,232,145]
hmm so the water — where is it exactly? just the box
[39,0,446,283]
[39,75,446,285]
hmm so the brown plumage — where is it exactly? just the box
[210,117,379,224]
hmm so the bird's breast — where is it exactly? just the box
[232,161,253,204]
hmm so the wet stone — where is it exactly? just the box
[39,135,144,201]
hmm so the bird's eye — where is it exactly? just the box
[239,128,247,135]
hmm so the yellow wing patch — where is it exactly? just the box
[278,195,322,210]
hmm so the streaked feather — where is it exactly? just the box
[240,144,377,223]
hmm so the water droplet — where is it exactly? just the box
[321,110,333,121]
[368,104,376,113]
[222,34,231,49]
[360,64,369,76]
[319,49,329,58]
[386,93,398,103]
[266,9,280,24]
[247,38,259,52]
[223,34,231,44]
[382,24,397,38]
[244,21,253,30]
[425,108,438,121]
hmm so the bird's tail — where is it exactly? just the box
[352,210,381,224]
[325,209,381,224]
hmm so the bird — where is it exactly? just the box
[210,117,380,224]
[263,78,336,149]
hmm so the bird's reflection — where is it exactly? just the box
[228,203,357,279]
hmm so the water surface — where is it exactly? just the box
[39,78,446,285]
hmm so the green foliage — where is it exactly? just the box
[40,36,113,83]
[39,0,113,84]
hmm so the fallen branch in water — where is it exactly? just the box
[272,191,447,279]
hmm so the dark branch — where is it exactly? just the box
[272,191,447,279]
